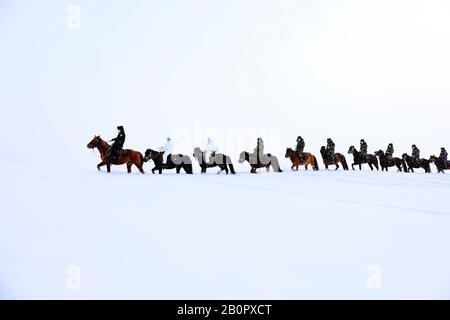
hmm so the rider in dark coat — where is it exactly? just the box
[360,139,368,160]
[385,143,394,160]
[412,144,420,165]
[326,138,335,161]
[254,138,265,164]
[108,125,126,161]
[295,136,305,160]
[440,147,448,165]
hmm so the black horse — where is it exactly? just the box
[348,146,379,171]
[374,150,403,172]
[143,149,193,174]
[402,154,431,173]
[238,151,282,173]
[193,147,236,174]
[430,155,450,173]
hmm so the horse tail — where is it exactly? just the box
[313,155,319,171]
[340,155,349,170]
[186,163,193,174]
[271,156,283,172]
[402,159,408,173]
[226,156,236,174]
[373,156,379,171]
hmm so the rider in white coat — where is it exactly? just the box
[204,137,217,164]
[162,137,173,164]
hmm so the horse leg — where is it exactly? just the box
[107,163,111,172]
[335,164,339,170]
[127,162,132,173]
[352,163,355,170]
[176,166,181,174]
[97,161,106,171]
[223,165,228,175]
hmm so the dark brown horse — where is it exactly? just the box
[348,146,379,171]
[285,148,319,171]
[238,151,282,173]
[319,146,348,170]
[374,150,403,172]
[87,136,144,173]
[430,155,450,173]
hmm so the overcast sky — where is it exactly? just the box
[1,0,449,165]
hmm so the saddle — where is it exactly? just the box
[107,147,124,162]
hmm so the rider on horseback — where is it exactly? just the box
[360,139,368,161]
[162,137,173,165]
[412,144,420,165]
[385,143,394,160]
[326,138,335,161]
[253,138,267,165]
[204,137,217,165]
[295,136,305,161]
[440,147,448,166]
[108,125,125,161]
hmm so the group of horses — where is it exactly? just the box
[87,136,449,174]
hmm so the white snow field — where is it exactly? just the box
[1,161,450,299]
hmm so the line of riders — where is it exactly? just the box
[88,125,449,174]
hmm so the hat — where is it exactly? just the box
[117,125,124,130]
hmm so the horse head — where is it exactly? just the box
[374,150,383,157]
[348,146,355,154]
[144,148,159,162]
[285,148,294,158]
[429,155,436,163]
[193,147,202,158]
[87,135,101,149]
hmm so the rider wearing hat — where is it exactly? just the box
[439,147,448,165]
[412,144,420,165]
[385,143,394,160]
[253,137,265,164]
[295,136,305,160]
[108,125,126,161]
[326,138,335,161]
[360,139,368,160]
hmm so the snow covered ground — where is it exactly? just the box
[1,161,449,299]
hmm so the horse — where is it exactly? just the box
[285,148,319,171]
[429,156,450,173]
[143,149,193,174]
[87,135,144,173]
[192,147,236,174]
[374,150,403,172]
[319,146,348,170]
[401,154,431,173]
[347,146,379,171]
[238,151,282,173]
